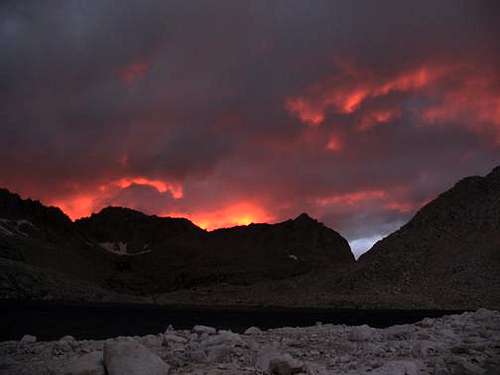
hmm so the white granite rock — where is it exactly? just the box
[2,309,500,375]
[163,334,187,345]
[244,326,263,335]
[19,334,37,345]
[63,351,105,375]
[103,340,170,375]
[140,334,162,347]
[193,325,217,335]
[201,331,244,349]
[256,348,303,374]
[368,360,420,375]
[349,324,375,342]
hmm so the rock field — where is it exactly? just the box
[0,309,499,374]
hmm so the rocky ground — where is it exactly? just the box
[0,309,499,374]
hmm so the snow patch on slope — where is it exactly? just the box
[100,242,128,255]
[0,222,14,236]
[99,242,152,256]
[0,218,36,237]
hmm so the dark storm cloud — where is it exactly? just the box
[1,0,499,252]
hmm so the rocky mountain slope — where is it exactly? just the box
[1,165,499,309]
[73,209,353,294]
[341,165,500,309]
[2,309,499,374]
[153,166,500,310]
[75,207,205,256]
[0,189,117,290]
[0,190,354,299]
[0,257,150,304]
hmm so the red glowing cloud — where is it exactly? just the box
[117,61,150,85]
[285,98,325,126]
[44,178,273,232]
[313,189,425,216]
[315,190,387,207]
[285,59,500,150]
[46,176,182,220]
[42,58,500,229]
[2,1,499,249]
[384,200,424,214]
[115,177,183,198]
[421,71,500,142]
[285,63,451,127]
[357,108,401,131]
[326,134,343,152]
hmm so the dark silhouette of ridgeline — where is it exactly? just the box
[0,188,353,298]
[339,165,500,309]
[0,165,499,310]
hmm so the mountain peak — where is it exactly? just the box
[294,212,315,221]
[93,206,147,219]
[352,165,500,309]
[0,187,71,225]
[294,212,316,224]
[487,165,500,180]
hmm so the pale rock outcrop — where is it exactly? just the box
[193,325,217,335]
[200,331,244,349]
[244,326,263,335]
[163,334,187,345]
[1,309,499,374]
[19,335,37,345]
[348,324,375,341]
[194,331,246,363]
[103,340,170,375]
[368,360,420,375]
[54,335,79,355]
[383,324,414,340]
[140,334,162,347]
[255,348,304,375]
[62,351,105,375]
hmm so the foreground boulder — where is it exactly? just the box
[198,331,245,363]
[369,360,420,375]
[192,325,217,335]
[63,351,105,375]
[19,335,37,345]
[348,324,375,341]
[244,326,263,335]
[103,340,170,375]
[1,310,499,374]
[256,348,304,374]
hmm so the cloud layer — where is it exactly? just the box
[1,0,499,255]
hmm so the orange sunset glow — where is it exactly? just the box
[3,2,500,366]
[285,64,452,128]
[117,61,150,85]
[163,201,274,230]
[51,195,97,222]
[1,0,498,252]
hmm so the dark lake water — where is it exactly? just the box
[0,301,466,341]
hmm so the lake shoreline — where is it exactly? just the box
[1,309,499,374]
[1,299,468,342]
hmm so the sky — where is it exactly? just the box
[1,1,499,257]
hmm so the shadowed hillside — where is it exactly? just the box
[0,190,354,299]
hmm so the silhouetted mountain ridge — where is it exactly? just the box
[1,165,499,309]
[75,206,205,255]
[0,188,73,240]
[342,166,500,308]
[0,189,354,297]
